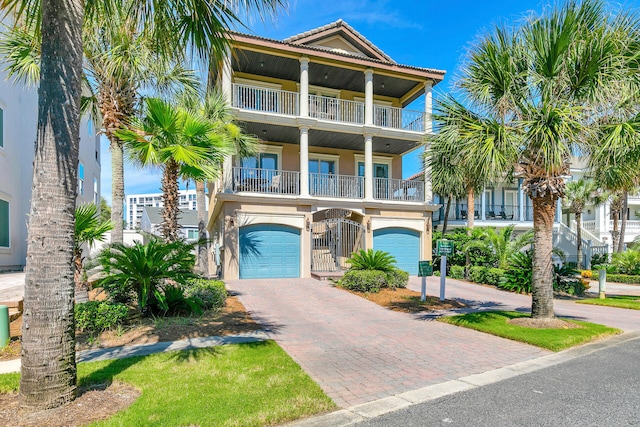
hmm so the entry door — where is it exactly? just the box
[358,162,389,198]
[309,159,336,196]
[504,190,518,219]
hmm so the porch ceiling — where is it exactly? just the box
[239,121,420,154]
[233,48,424,104]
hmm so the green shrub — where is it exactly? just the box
[154,285,204,316]
[75,301,128,334]
[184,279,227,310]
[553,264,584,296]
[338,269,387,293]
[500,251,532,294]
[385,269,409,290]
[612,250,640,275]
[433,269,441,276]
[469,266,487,283]
[449,265,465,279]
[347,249,397,272]
[594,273,640,284]
[485,268,505,286]
[591,253,609,268]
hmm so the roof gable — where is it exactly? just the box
[284,19,395,63]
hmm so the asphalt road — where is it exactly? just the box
[357,336,640,427]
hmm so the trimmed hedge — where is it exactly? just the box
[339,269,409,293]
[591,271,640,285]
[184,279,227,310]
[485,268,505,286]
[75,301,128,334]
[469,266,487,283]
[449,265,465,279]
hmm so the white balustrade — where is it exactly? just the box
[232,84,299,116]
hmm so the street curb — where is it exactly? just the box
[0,330,271,373]
[289,331,640,426]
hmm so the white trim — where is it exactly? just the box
[233,77,282,90]
[308,35,369,58]
[0,196,10,249]
[354,97,393,106]
[236,212,305,229]
[354,153,393,178]
[296,83,341,98]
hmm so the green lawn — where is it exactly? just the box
[576,295,640,310]
[0,341,335,426]
[438,311,621,352]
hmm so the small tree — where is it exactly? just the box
[464,225,534,270]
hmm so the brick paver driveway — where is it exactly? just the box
[228,278,549,408]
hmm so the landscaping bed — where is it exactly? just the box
[576,295,640,310]
[346,287,466,313]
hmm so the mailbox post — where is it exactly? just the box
[436,239,454,301]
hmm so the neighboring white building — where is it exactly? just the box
[0,71,101,271]
[126,189,208,230]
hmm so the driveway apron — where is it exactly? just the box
[228,278,549,408]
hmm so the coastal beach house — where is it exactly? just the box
[0,68,101,271]
[207,20,444,279]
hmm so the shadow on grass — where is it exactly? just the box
[78,354,145,393]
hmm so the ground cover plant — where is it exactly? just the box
[439,311,620,351]
[0,342,335,426]
[576,295,640,310]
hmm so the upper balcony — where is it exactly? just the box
[232,83,428,133]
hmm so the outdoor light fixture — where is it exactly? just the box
[323,72,328,80]
[259,61,265,67]
[366,219,371,232]
[306,218,311,231]
[381,82,385,89]
[262,129,267,136]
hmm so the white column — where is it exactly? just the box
[556,198,562,223]
[299,57,309,117]
[364,134,373,200]
[222,155,233,193]
[364,69,374,125]
[424,161,433,203]
[221,46,233,104]
[481,188,486,220]
[598,204,607,233]
[424,80,433,133]
[518,178,525,222]
[300,127,309,197]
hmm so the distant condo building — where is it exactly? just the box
[126,189,209,230]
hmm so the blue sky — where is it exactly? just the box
[101,0,640,204]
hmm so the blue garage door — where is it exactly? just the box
[373,228,420,275]
[239,224,300,279]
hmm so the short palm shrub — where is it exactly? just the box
[97,238,198,315]
[339,269,387,293]
[184,279,227,310]
[553,264,584,296]
[469,266,487,283]
[484,268,505,286]
[449,265,465,279]
[611,249,640,275]
[347,249,397,271]
[75,301,128,334]
[500,251,533,294]
[158,285,204,316]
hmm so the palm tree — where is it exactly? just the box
[74,204,113,302]
[465,225,534,270]
[2,0,287,411]
[438,1,637,319]
[117,97,231,241]
[563,179,606,269]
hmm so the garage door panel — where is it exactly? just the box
[239,224,301,279]
[373,228,420,275]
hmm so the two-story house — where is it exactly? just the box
[207,20,445,280]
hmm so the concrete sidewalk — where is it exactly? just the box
[0,272,24,302]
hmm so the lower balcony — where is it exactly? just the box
[227,167,425,202]
[433,204,535,223]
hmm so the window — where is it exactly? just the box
[187,229,199,239]
[78,163,85,195]
[0,199,9,248]
[94,177,98,204]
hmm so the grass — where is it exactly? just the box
[0,341,335,426]
[576,295,640,310]
[438,311,621,352]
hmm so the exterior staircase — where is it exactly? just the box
[553,223,608,268]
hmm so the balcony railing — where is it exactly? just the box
[309,95,365,124]
[232,167,299,195]
[374,177,424,202]
[232,84,299,116]
[440,204,531,221]
[374,105,426,132]
[309,173,364,199]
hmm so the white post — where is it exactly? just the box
[300,127,309,197]
[424,80,433,133]
[424,163,433,203]
[221,46,233,104]
[440,255,446,301]
[556,198,562,223]
[364,69,374,125]
[300,57,309,117]
[222,155,233,192]
[364,134,373,200]
[481,188,486,221]
[421,276,427,302]
[518,178,525,222]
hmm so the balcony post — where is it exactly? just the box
[424,80,433,133]
[364,134,373,200]
[221,46,233,104]
[518,178,525,222]
[481,187,486,220]
[222,155,233,192]
[364,69,374,125]
[300,57,309,117]
[424,162,432,203]
[555,197,562,223]
[300,126,310,197]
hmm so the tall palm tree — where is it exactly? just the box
[563,179,606,269]
[1,0,286,412]
[117,97,231,241]
[437,1,637,319]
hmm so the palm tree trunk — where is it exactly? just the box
[442,194,452,235]
[20,0,83,411]
[610,193,622,252]
[466,185,475,231]
[531,195,556,319]
[110,139,124,242]
[162,160,181,242]
[196,180,209,276]
[576,212,583,270]
[618,191,628,252]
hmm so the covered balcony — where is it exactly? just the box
[227,167,425,202]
